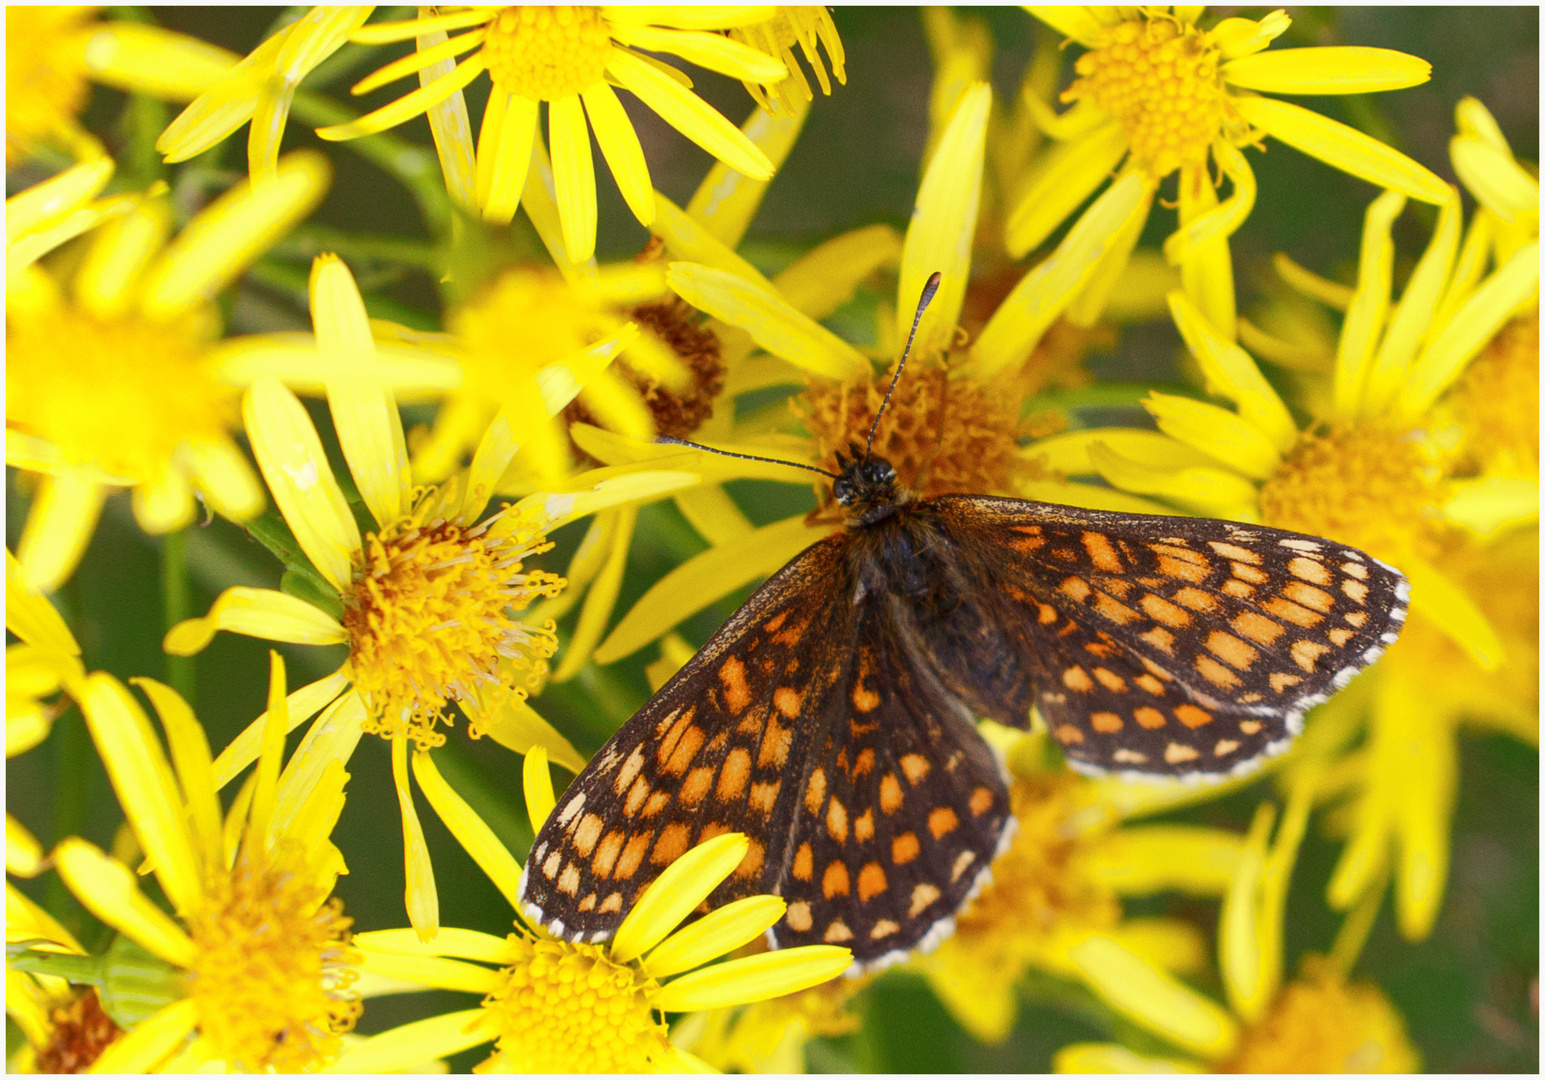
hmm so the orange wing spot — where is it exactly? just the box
[1345,610,1369,628]
[1328,627,1354,646]
[969,786,994,816]
[773,686,803,718]
[1092,667,1127,692]
[1283,580,1334,613]
[599,893,624,915]
[573,813,603,857]
[1082,530,1125,573]
[1140,593,1192,628]
[1060,576,1092,602]
[1288,556,1332,585]
[1141,627,1176,653]
[758,716,792,768]
[1135,674,1165,695]
[1341,579,1369,604]
[771,616,808,647]
[1263,595,1323,627]
[1194,655,1242,689]
[624,777,651,817]
[578,893,597,912]
[1140,656,1174,680]
[909,882,940,916]
[822,861,851,899]
[1172,586,1218,612]
[1233,611,1286,646]
[642,791,670,817]
[1054,723,1086,745]
[869,919,901,939]
[592,831,624,877]
[1210,541,1261,564]
[1011,535,1047,554]
[1157,555,1208,583]
[542,850,562,880]
[1091,711,1124,733]
[762,610,789,632]
[717,748,751,803]
[1222,579,1254,599]
[804,767,827,814]
[1063,666,1095,692]
[928,807,959,839]
[879,773,904,813]
[699,821,729,842]
[857,862,888,902]
[852,683,881,713]
[823,920,854,943]
[1165,742,1201,764]
[616,832,652,879]
[733,839,764,880]
[1231,561,1268,584]
[1291,639,1330,672]
[1153,542,1208,564]
[662,724,705,776]
[1239,720,1264,735]
[1174,704,1213,728]
[1134,706,1166,729]
[680,767,713,808]
[1011,524,1044,535]
[951,849,976,882]
[1214,739,1241,756]
[749,780,780,814]
[1037,603,1059,624]
[854,807,875,842]
[785,900,813,932]
[557,863,581,896]
[1341,560,1369,580]
[900,753,931,784]
[792,842,814,881]
[1093,590,1141,625]
[826,798,849,843]
[652,822,690,866]
[1206,630,1260,670]
[1113,749,1149,765]
[613,746,646,796]
[718,656,752,714]
[853,748,876,777]
[893,832,921,864]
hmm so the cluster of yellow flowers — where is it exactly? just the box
[7,7,1536,1073]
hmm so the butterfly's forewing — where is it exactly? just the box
[928,496,1409,779]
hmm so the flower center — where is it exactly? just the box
[451,268,615,402]
[481,937,670,1072]
[482,6,611,101]
[1063,15,1228,177]
[5,7,94,164]
[6,306,235,482]
[1222,958,1420,1073]
[1259,424,1444,566]
[185,844,361,1072]
[799,365,1025,499]
[1447,310,1539,476]
[341,493,563,749]
[33,989,123,1073]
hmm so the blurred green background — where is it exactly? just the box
[8,7,1537,1072]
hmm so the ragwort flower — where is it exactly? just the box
[318,6,786,263]
[328,748,852,1073]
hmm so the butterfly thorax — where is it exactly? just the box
[832,451,915,527]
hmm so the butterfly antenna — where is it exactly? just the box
[865,271,942,462]
[654,436,841,480]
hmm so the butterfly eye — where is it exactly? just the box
[861,459,896,488]
[832,477,858,505]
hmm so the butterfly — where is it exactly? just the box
[518,273,1409,972]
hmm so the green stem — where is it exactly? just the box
[161,529,194,703]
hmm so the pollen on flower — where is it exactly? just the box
[1062,15,1233,178]
[1222,957,1420,1073]
[185,842,362,1072]
[5,7,95,164]
[1447,311,1539,475]
[479,936,670,1072]
[1259,425,1444,565]
[33,989,123,1073]
[343,494,564,748]
[7,306,237,481]
[481,5,611,101]
[799,364,1025,498]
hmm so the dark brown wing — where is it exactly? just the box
[922,495,1409,780]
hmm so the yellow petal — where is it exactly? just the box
[554,507,637,680]
[54,838,196,968]
[89,998,199,1075]
[687,97,808,249]
[5,156,113,243]
[1052,1042,1206,1073]
[1333,190,1405,420]
[355,949,502,994]
[512,468,700,531]
[134,679,223,871]
[654,945,852,1012]
[522,743,557,834]
[1024,6,1108,47]
[644,895,786,979]
[476,698,587,775]
[1143,392,1282,480]
[163,586,345,656]
[1382,671,1456,940]
[1082,825,1245,896]
[317,53,487,140]
[772,223,903,320]
[323,1009,492,1073]
[15,470,107,594]
[608,24,786,82]
[652,189,776,291]
[477,90,539,225]
[393,736,439,940]
[209,670,352,789]
[1210,12,1293,61]
[550,94,598,263]
[1088,443,1260,518]
[606,48,773,179]
[1451,132,1539,229]
[412,749,526,910]
[581,82,654,226]
[1222,47,1430,94]
[1166,290,1298,452]
[1403,557,1503,671]
[611,832,749,963]
[1070,935,1239,1059]
[1443,476,1540,538]
[4,550,80,656]
[182,437,267,522]
[1025,427,1217,478]
[1004,121,1129,258]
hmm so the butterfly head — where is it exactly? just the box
[832,447,909,526]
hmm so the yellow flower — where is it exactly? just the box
[674,972,861,1073]
[328,747,852,1073]
[5,151,332,593]
[163,255,697,937]
[5,549,84,763]
[729,6,846,117]
[158,7,372,183]
[318,6,787,263]
[6,6,237,165]
[1014,7,1445,338]
[35,654,364,1072]
[1053,770,1420,1073]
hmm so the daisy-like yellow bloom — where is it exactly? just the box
[1014,7,1446,338]
[6,6,236,165]
[5,549,84,762]
[318,7,786,263]
[164,255,696,937]
[1054,769,1420,1072]
[6,151,331,593]
[34,654,364,1072]
[729,6,846,117]
[327,747,852,1072]
[157,7,372,183]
